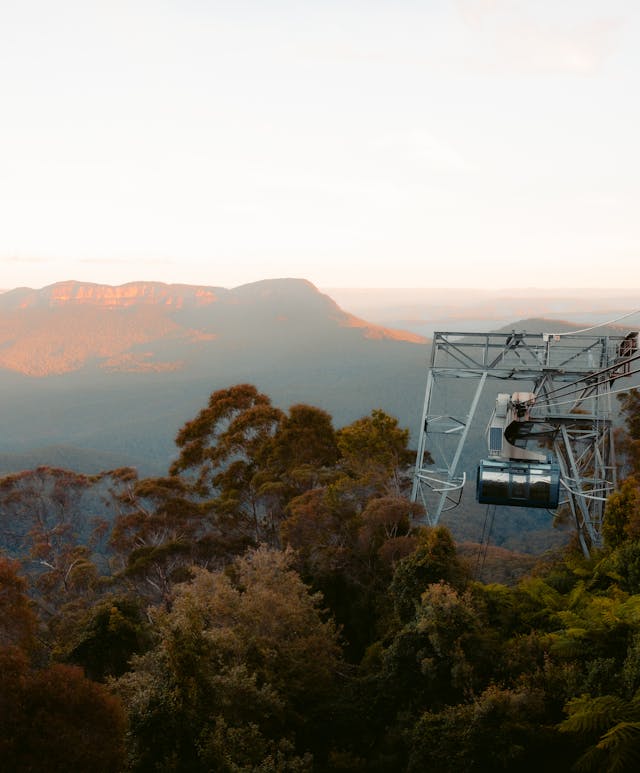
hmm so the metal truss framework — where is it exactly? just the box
[410,330,629,556]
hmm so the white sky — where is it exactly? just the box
[1,0,639,290]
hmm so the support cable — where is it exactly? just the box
[479,506,496,580]
[474,504,496,580]
[549,309,640,337]
[532,352,640,402]
[538,380,640,412]
[532,365,640,410]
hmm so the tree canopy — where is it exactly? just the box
[2,383,640,770]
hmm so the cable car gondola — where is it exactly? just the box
[476,458,560,509]
[476,392,560,510]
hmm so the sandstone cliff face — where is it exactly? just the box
[1,281,224,310]
[0,279,427,377]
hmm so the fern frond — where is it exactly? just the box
[567,580,587,609]
[560,694,627,737]
[596,721,640,773]
[572,743,607,773]
[620,596,640,625]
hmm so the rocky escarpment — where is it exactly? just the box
[0,278,427,376]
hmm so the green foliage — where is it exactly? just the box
[619,389,640,441]
[280,474,423,658]
[167,388,343,552]
[603,480,640,549]
[378,580,491,715]
[257,403,340,498]
[559,691,640,772]
[605,540,640,595]
[618,389,640,477]
[358,496,421,559]
[390,526,469,622]
[115,547,342,771]
[336,408,416,496]
[60,594,152,681]
[281,487,360,579]
[171,383,283,498]
[110,470,254,604]
[409,686,562,773]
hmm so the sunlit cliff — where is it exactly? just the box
[0,279,427,376]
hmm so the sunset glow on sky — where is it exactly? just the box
[1,1,639,290]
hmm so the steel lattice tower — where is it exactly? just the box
[410,330,628,556]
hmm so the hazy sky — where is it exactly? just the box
[1,0,639,290]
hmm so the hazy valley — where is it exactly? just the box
[325,286,640,337]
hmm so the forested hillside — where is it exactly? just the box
[2,384,640,772]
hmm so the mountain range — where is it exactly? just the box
[0,278,428,475]
[0,279,424,377]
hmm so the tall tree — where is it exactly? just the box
[336,409,416,497]
[171,384,284,542]
[110,472,222,604]
[255,403,340,512]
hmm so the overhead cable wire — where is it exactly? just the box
[533,352,640,402]
[538,380,640,412]
[474,506,491,578]
[548,308,640,337]
[534,362,640,407]
[532,363,640,409]
[475,505,496,580]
